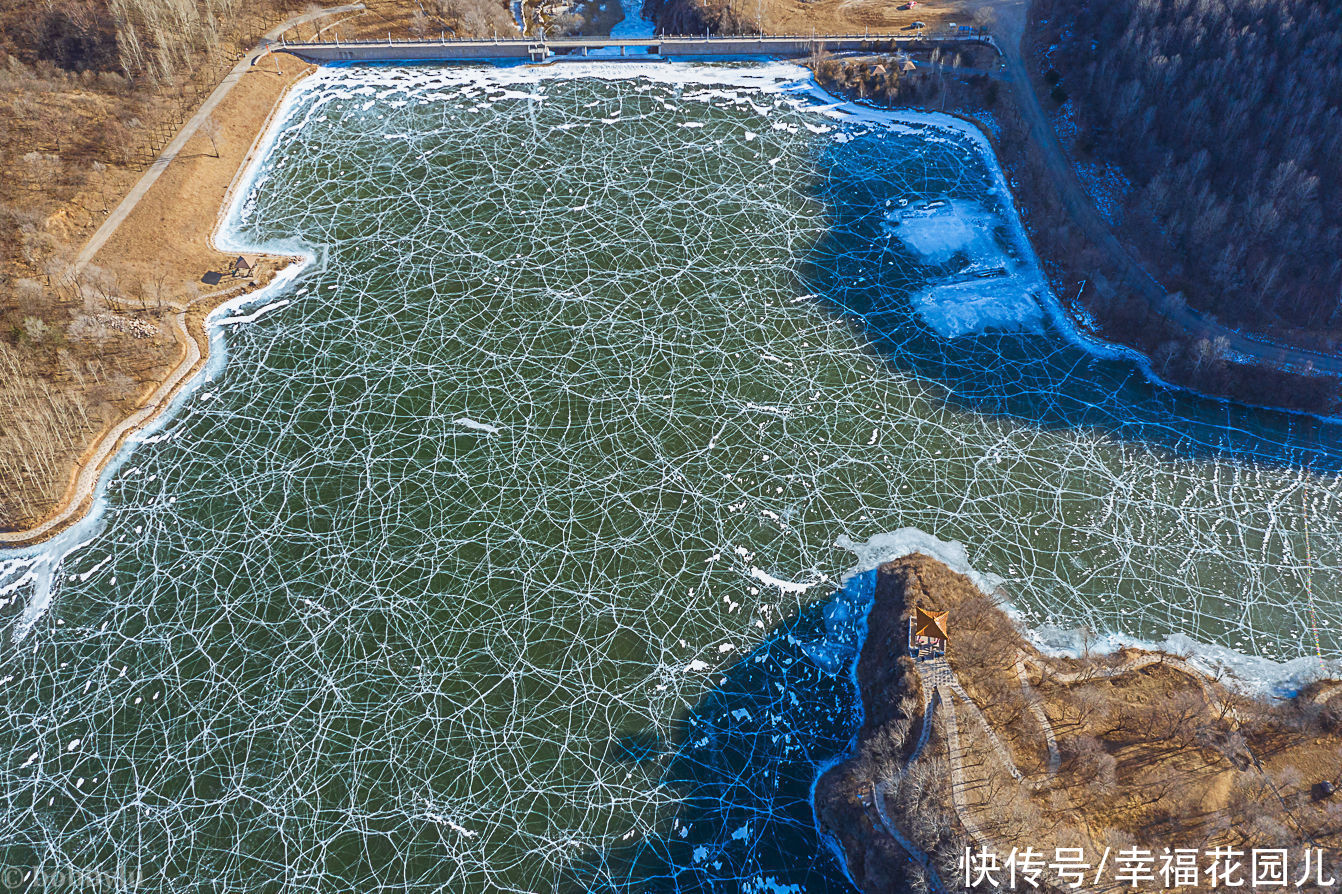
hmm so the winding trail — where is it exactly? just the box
[938,684,991,846]
[869,639,1317,892]
[943,671,1027,784]
[866,646,1170,891]
[1015,653,1060,774]
[981,0,1342,376]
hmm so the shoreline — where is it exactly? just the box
[805,80,1342,430]
[0,260,310,640]
[9,59,1342,548]
[3,59,1334,688]
[810,50,1342,421]
[836,528,1333,703]
[0,57,321,550]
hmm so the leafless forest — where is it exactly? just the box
[0,0,515,529]
[1035,0,1342,337]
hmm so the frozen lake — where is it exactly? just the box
[3,62,1341,891]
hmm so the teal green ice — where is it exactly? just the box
[1,62,1340,892]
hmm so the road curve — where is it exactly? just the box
[988,0,1342,377]
[71,3,367,278]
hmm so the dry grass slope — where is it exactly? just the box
[0,0,515,535]
[820,555,1342,894]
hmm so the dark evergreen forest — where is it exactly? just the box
[1036,0,1342,334]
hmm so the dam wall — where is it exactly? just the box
[274,34,998,65]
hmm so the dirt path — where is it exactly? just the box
[71,3,366,278]
[1015,653,1060,774]
[981,0,1342,377]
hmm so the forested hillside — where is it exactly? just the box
[1034,0,1342,335]
[7,0,279,80]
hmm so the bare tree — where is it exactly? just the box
[14,279,46,317]
[200,114,222,158]
[91,161,110,212]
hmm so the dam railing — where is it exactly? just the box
[273,31,1000,64]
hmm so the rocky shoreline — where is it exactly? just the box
[816,556,969,893]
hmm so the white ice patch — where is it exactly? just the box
[418,800,480,837]
[741,401,791,417]
[835,528,1003,593]
[453,417,502,434]
[75,554,112,583]
[217,298,291,327]
[1030,624,1338,700]
[910,277,1044,339]
[888,199,997,267]
[749,567,820,595]
[5,522,102,644]
[744,877,803,894]
[887,199,1044,338]
[281,61,813,110]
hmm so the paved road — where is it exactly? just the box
[984,0,1342,377]
[5,5,366,548]
[279,31,995,63]
[71,3,367,278]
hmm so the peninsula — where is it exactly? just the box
[818,555,1342,893]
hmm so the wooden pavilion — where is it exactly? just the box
[909,607,948,657]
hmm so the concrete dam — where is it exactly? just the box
[274,33,996,65]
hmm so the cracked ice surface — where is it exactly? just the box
[2,62,1342,890]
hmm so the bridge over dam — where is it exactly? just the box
[275,32,997,65]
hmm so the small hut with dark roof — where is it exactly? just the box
[231,256,253,278]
